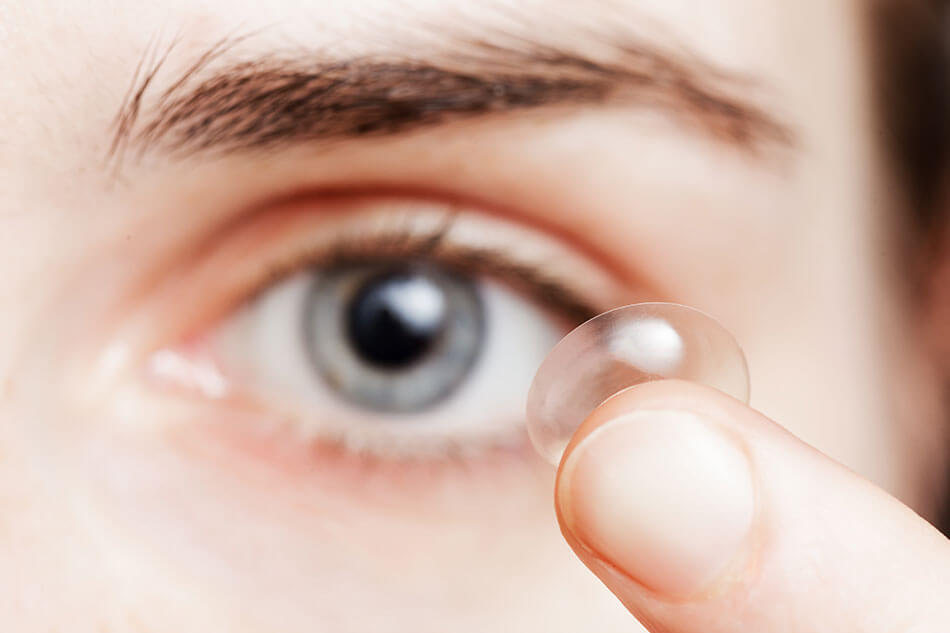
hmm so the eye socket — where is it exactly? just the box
[304,261,484,413]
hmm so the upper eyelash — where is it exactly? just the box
[247,219,601,327]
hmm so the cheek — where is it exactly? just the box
[67,416,561,624]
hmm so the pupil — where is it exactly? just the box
[345,270,448,369]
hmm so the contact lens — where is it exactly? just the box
[525,303,749,464]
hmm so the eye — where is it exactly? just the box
[206,258,564,458]
[143,200,628,461]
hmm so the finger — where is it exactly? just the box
[555,379,950,633]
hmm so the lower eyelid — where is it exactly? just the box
[162,404,542,500]
[104,364,536,481]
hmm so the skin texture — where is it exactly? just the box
[0,0,948,631]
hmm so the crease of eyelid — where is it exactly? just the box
[110,21,795,165]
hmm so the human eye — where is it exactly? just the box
[117,194,629,466]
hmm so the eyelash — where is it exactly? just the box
[121,198,622,354]
[243,220,600,328]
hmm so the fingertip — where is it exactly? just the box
[556,400,757,599]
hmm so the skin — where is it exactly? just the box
[1,0,948,631]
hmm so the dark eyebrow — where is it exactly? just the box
[111,32,794,163]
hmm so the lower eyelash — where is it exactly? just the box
[148,336,532,462]
[172,407,540,496]
[232,390,533,463]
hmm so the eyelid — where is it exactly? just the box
[243,217,602,326]
[113,195,632,363]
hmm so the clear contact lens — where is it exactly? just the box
[525,303,749,464]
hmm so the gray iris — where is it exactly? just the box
[303,262,485,413]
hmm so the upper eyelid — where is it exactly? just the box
[118,196,632,363]
[248,220,603,325]
[216,204,624,324]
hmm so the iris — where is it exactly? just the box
[304,262,485,413]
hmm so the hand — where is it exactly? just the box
[555,380,950,632]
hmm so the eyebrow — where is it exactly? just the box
[110,31,794,163]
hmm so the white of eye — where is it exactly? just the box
[211,269,565,458]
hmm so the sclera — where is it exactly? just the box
[525,303,750,464]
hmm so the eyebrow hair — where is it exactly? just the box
[110,31,794,163]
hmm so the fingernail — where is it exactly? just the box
[558,410,755,598]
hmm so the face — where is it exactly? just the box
[0,0,946,630]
